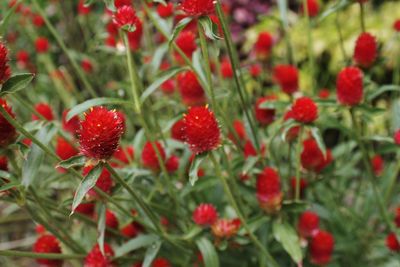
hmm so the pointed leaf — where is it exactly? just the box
[115,234,159,257]
[169,17,192,47]
[196,237,220,267]
[189,153,207,186]
[57,155,86,169]
[273,221,303,264]
[142,240,162,267]
[310,127,326,158]
[0,73,34,96]
[199,16,222,40]
[97,203,106,255]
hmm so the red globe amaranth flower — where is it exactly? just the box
[284,110,301,141]
[105,35,117,47]
[78,0,91,15]
[121,221,143,238]
[16,50,30,69]
[180,0,215,16]
[301,0,320,17]
[249,64,262,78]
[386,233,400,252]
[336,67,363,106]
[166,155,179,173]
[0,155,8,171]
[127,19,143,50]
[33,234,62,267]
[141,141,166,171]
[371,154,384,176]
[395,207,400,228]
[35,37,50,53]
[193,203,218,226]
[32,103,54,121]
[243,140,266,158]
[171,119,186,142]
[255,95,277,126]
[318,88,330,99]
[78,106,125,160]
[161,79,175,94]
[62,110,80,137]
[256,167,283,213]
[183,106,221,154]
[220,58,233,79]
[152,258,171,267]
[301,138,332,172]
[83,166,113,197]
[56,137,78,172]
[75,202,95,217]
[211,218,241,239]
[273,65,299,95]
[114,0,131,8]
[177,71,205,106]
[353,32,377,68]
[112,146,134,166]
[0,99,17,147]
[394,20,400,32]
[113,5,138,30]
[81,59,93,73]
[254,32,273,59]
[291,97,318,123]
[32,14,44,27]
[233,120,247,140]
[0,42,11,85]
[84,243,115,267]
[298,211,319,238]
[157,3,174,18]
[175,31,197,63]
[394,130,400,145]
[35,224,46,235]
[105,209,119,229]
[310,230,334,265]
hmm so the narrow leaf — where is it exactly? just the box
[97,203,106,255]
[169,17,192,47]
[242,156,259,175]
[273,221,303,264]
[189,153,207,186]
[367,85,400,101]
[142,241,162,267]
[57,155,86,169]
[310,127,327,158]
[199,16,222,40]
[115,234,159,257]
[196,237,220,267]
[0,73,34,96]
[0,0,20,34]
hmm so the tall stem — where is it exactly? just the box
[302,0,316,95]
[335,12,348,63]
[295,127,304,201]
[359,2,366,32]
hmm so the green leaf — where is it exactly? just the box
[258,100,289,110]
[97,203,106,255]
[0,181,19,192]
[192,49,208,89]
[115,234,159,257]
[199,16,222,40]
[103,0,115,11]
[367,85,400,101]
[189,153,207,186]
[318,0,350,23]
[196,237,220,267]
[21,124,57,187]
[310,127,326,157]
[242,156,259,175]
[66,98,134,121]
[169,17,192,47]
[71,164,103,215]
[0,170,11,180]
[281,120,300,142]
[142,240,162,267]
[0,0,20,34]
[281,200,309,213]
[277,0,289,28]
[273,221,303,264]
[0,73,34,96]
[141,67,188,102]
[149,43,168,75]
[57,155,86,169]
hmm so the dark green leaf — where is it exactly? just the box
[115,234,159,257]
[189,153,207,186]
[281,200,309,213]
[169,17,192,47]
[97,203,106,255]
[273,220,303,263]
[196,237,220,267]
[0,181,19,192]
[310,127,326,157]
[57,155,86,169]
[142,240,162,267]
[199,16,222,40]
[0,73,34,96]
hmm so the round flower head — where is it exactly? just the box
[0,42,11,85]
[32,14,45,27]
[249,64,262,78]
[56,137,78,172]
[0,155,8,171]
[81,59,93,73]
[254,32,273,59]
[121,221,143,238]
[141,141,166,171]
[177,71,205,106]
[371,154,384,176]
[310,230,334,266]
[183,106,221,154]
[83,165,113,197]
[256,167,283,213]
[336,67,363,106]
[283,110,300,141]
[301,0,320,17]
[254,95,277,126]
[192,203,218,226]
[127,18,143,50]
[105,209,119,229]
[387,233,400,252]
[78,106,125,160]
[0,99,17,147]
[175,31,197,63]
[211,218,241,239]
[394,19,400,32]
[220,58,233,78]
[301,138,333,173]
[353,32,377,68]
[84,243,114,267]
[180,0,215,16]
[33,234,62,267]
[35,37,49,53]
[166,155,179,173]
[291,97,318,123]
[157,3,174,18]
[112,145,134,167]
[114,0,131,8]
[171,118,186,142]
[62,109,80,137]
[32,103,54,121]
[273,64,299,95]
[113,5,138,30]
[297,211,319,238]
[75,202,95,217]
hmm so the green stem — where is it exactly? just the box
[0,250,85,259]
[295,127,304,201]
[335,12,348,63]
[209,152,279,267]
[359,2,366,32]
[302,0,316,94]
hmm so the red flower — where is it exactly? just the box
[175,31,197,63]
[112,145,134,166]
[180,0,215,16]
[62,110,80,137]
[177,71,205,106]
[273,64,299,95]
[35,37,50,53]
[301,138,332,172]
[141,141,166,171]
[33,234,62,267]
[254,32,273,59]
[283,110,300,141]
[220,58,233,78]
[386,233,400,252]
[114,0,132,8]
[243,140,266,158]
[161,79,175,94]
[78,0,91,15]
[84,243,115,267]
[157,3,174,18]
[81,59,94,73]
[105,209,119,229]
[183,106,221,154]
[249,64,262,78]
[0,155,8,171]
[291,97,318,123]
[318,88,330,99]
[394,130,400,145]
[211,218,241,239]
[255,95,277,126]
[0,42,11,85]
[395,207,400,228]
[336,67,363,106]
[83,165,113,197]
[171,118,186,142]
[105,35,117,47]
[290,177,308,198]
[297,211,319,238]
[32,13,45,27]
[32,103,54,121]
[56,137,78,171]
[127,18,143,50]
[75,202,95,217]
[78,107,125,160]
[228,119,247,143]
[113,5,138,30]
[394,19,400,32]
[353,32,377,68]
[152,258,171,267]
[16,50,29,66]
[193,203,218,226]
[310,230,334,265]
[35,224,46,235]
[301,0,320,17]
[121,221,143,238]
[256,167,283,213]
[371,154,384,176]
[166,155,179,173]
[0,99,17,147]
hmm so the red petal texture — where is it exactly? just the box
[256,167,282,213]
[166,155,179,173]
[105,209,119,229]
[78,0,91,15]
[211,218,241,239]
[273,64,299,95]
[141,141,166,171]
[121,221,143,238]
[114,0,132,8]
[84,243,115,267]
[0,155,8,171]
[291,96,318,123]
[192,203,218,226]
[336,66,363,106]
[254,32,273,59]
[35,37,49,53]
[177,71,205,106]
[0,98,17,147]
[62,109,80,137]
[386,232,400,252]
[254,95,277,126]
[297,211,319,238]
[183,106,221,154]
[127,18,143,50]
[157,3,174,18]
[152,258,171,267]
[83,165,113,197]
[301,138,333,172]
[56,137,78,172]
[220,58,233,78]
[394,20,400,32]
[0,42,11,85]
[78,106,124,160]
[354,32,377,68]
[32,103,54,121]
[180,0,215,16]
[33,234,62,267]
[113,5,138,29]
[301,0,320,17]
[371,154,384,176]
[310,230,335,266]
[175,31,197,63]
[112,145,134,167]
[75,202,95,217]
[171,118,186,142]
[394,130,400,145]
